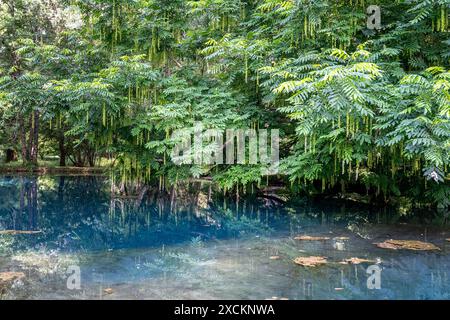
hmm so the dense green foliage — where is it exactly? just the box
[0,0,449,209]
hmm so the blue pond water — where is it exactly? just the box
[0,175,449,300]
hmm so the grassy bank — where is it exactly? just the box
[0,160,108,175]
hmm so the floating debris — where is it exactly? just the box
[269,256,280,260]
[293,256,328,267]
[103,288,114,295]
[334,288,344,291]
[339,257,375,265]
[0,230,42,235]
[375,240,440,251]
[294,235,330,241]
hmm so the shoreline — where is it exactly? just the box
[0,166,107,176]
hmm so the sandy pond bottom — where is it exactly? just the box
[2,225,450,300]
[0,176,449,300]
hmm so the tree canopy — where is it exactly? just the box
[0,0,449,210]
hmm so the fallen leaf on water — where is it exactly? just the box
[339,257,375,265]
[0,230,42,235]
[0,272,25,286]
[294,235,330,241]
[269,256,280,260]
[103,288,114,295]
[375,239,440,251]
[293,256,327,267]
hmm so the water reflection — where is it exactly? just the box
[0,175,372,252]
[0,176,449,300]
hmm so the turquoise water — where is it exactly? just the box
[0,175,449,300]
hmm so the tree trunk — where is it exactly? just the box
[29,110,39,165]
[19,117,29,164]
[73,150,85,167]
[87,150,96,167]
[18,111,40,166]
[5,149,17,162]
[59,132,66,167]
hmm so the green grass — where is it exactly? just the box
[0,160,58,168]
[0,158,113,173]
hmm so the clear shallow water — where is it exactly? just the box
[0,175,449,300]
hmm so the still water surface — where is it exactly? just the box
[0,176,449,299]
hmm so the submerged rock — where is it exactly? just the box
[294,235,330,241]
[375,240,440,251]
[0,230,42,235]
[0,272,25,291]
[293,256,328,267]
[12,250,79,275]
